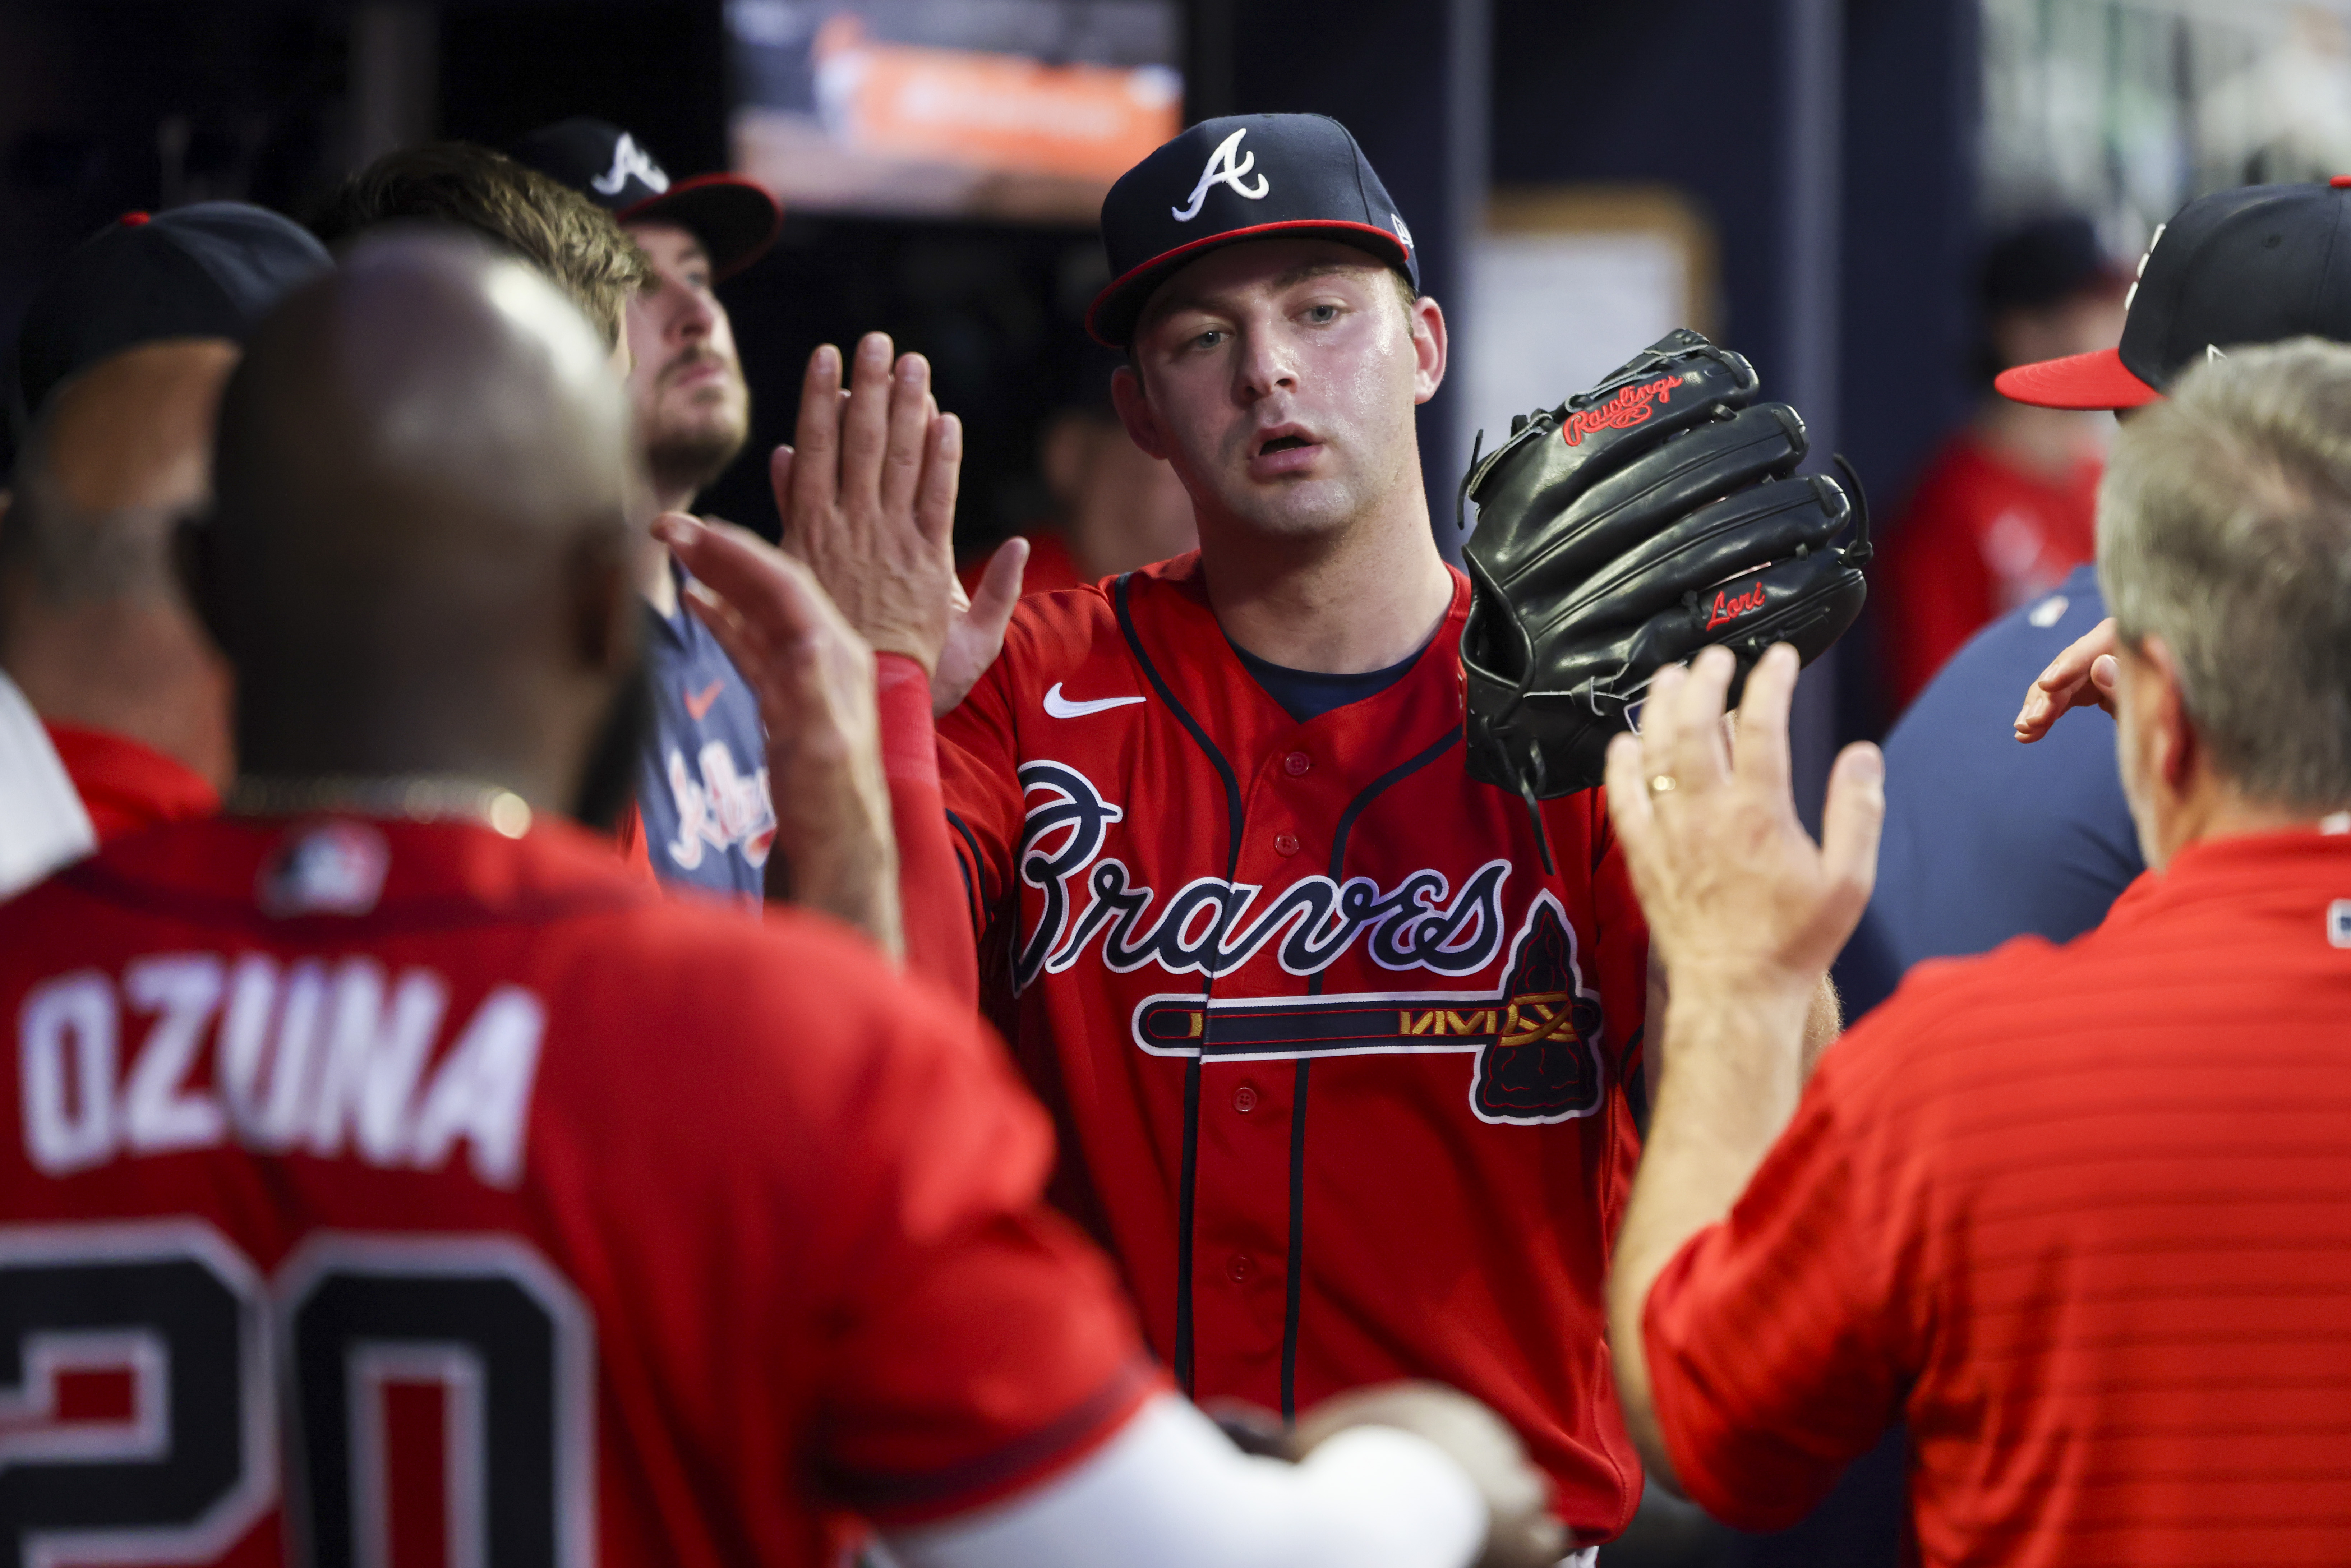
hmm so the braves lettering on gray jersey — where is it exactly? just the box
[635,580,773,903]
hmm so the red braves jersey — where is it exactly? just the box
[936,554,1652,1538]
[0,815,1150,1568]
[1644,829,2351,1564]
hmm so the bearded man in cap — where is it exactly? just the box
[511,121,1020,946]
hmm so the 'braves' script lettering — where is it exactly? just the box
[1014,761,1512,993]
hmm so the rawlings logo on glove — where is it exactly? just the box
[1559,373,1692,447]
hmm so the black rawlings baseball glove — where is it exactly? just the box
[1457,328,1871,850]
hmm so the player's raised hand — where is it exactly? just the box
[1289,1382,1571,1568]
[654,512,905,959]
[773,333,962,677]
[2014,614,2121,742]
[1604,645,1884,1007]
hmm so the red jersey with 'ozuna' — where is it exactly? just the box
[937,555,1653,1539]
[0,815,1151,1567]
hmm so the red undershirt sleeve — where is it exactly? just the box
[877,653,978,1004]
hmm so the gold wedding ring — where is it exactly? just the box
[1648,774,1678,796]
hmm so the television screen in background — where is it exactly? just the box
[726,0,1182,223]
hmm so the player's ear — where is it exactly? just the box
[1409,295,1448,406]
[2134,634,2200,793]
[1111,364,1171,461]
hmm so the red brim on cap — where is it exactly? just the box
[618,173,781,281]
[1994,347,2162,411]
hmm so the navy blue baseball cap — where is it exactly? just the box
[1999,178,2351,410]
[1087,114,1418,347]
[507,117,780,280]
[9,202,331,439]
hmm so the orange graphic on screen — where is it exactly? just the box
[813,15,1180,183]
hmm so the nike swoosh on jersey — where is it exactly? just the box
[1043,682,1146,719]
[684,680,724,721]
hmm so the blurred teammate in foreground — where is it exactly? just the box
[1606,341,2351,1564]
[312,139,935,951]
[0,231,1563,1568]
[515,120,1021,944]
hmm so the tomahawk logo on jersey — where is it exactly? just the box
[0,815,1149,1567]
[938,556,1654,1539]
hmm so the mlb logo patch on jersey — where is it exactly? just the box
[257,821,389,918]
[2328,898,2351,948]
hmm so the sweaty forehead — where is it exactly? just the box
[1139,239,1392,329]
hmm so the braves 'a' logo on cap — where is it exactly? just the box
[1172,127,1271,222]
[591,132,670,198]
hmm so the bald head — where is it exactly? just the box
[207,232,642,804]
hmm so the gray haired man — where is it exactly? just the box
[1601,338,2351,1562]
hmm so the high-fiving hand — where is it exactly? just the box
[770,332,1023,717]
[1603,645,1885,1006]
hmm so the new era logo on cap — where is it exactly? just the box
[1087,113,1419,347]
[1999,180,2351,410]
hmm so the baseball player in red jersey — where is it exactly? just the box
[720,112,1839,1555]
[0,232,1576,1568]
